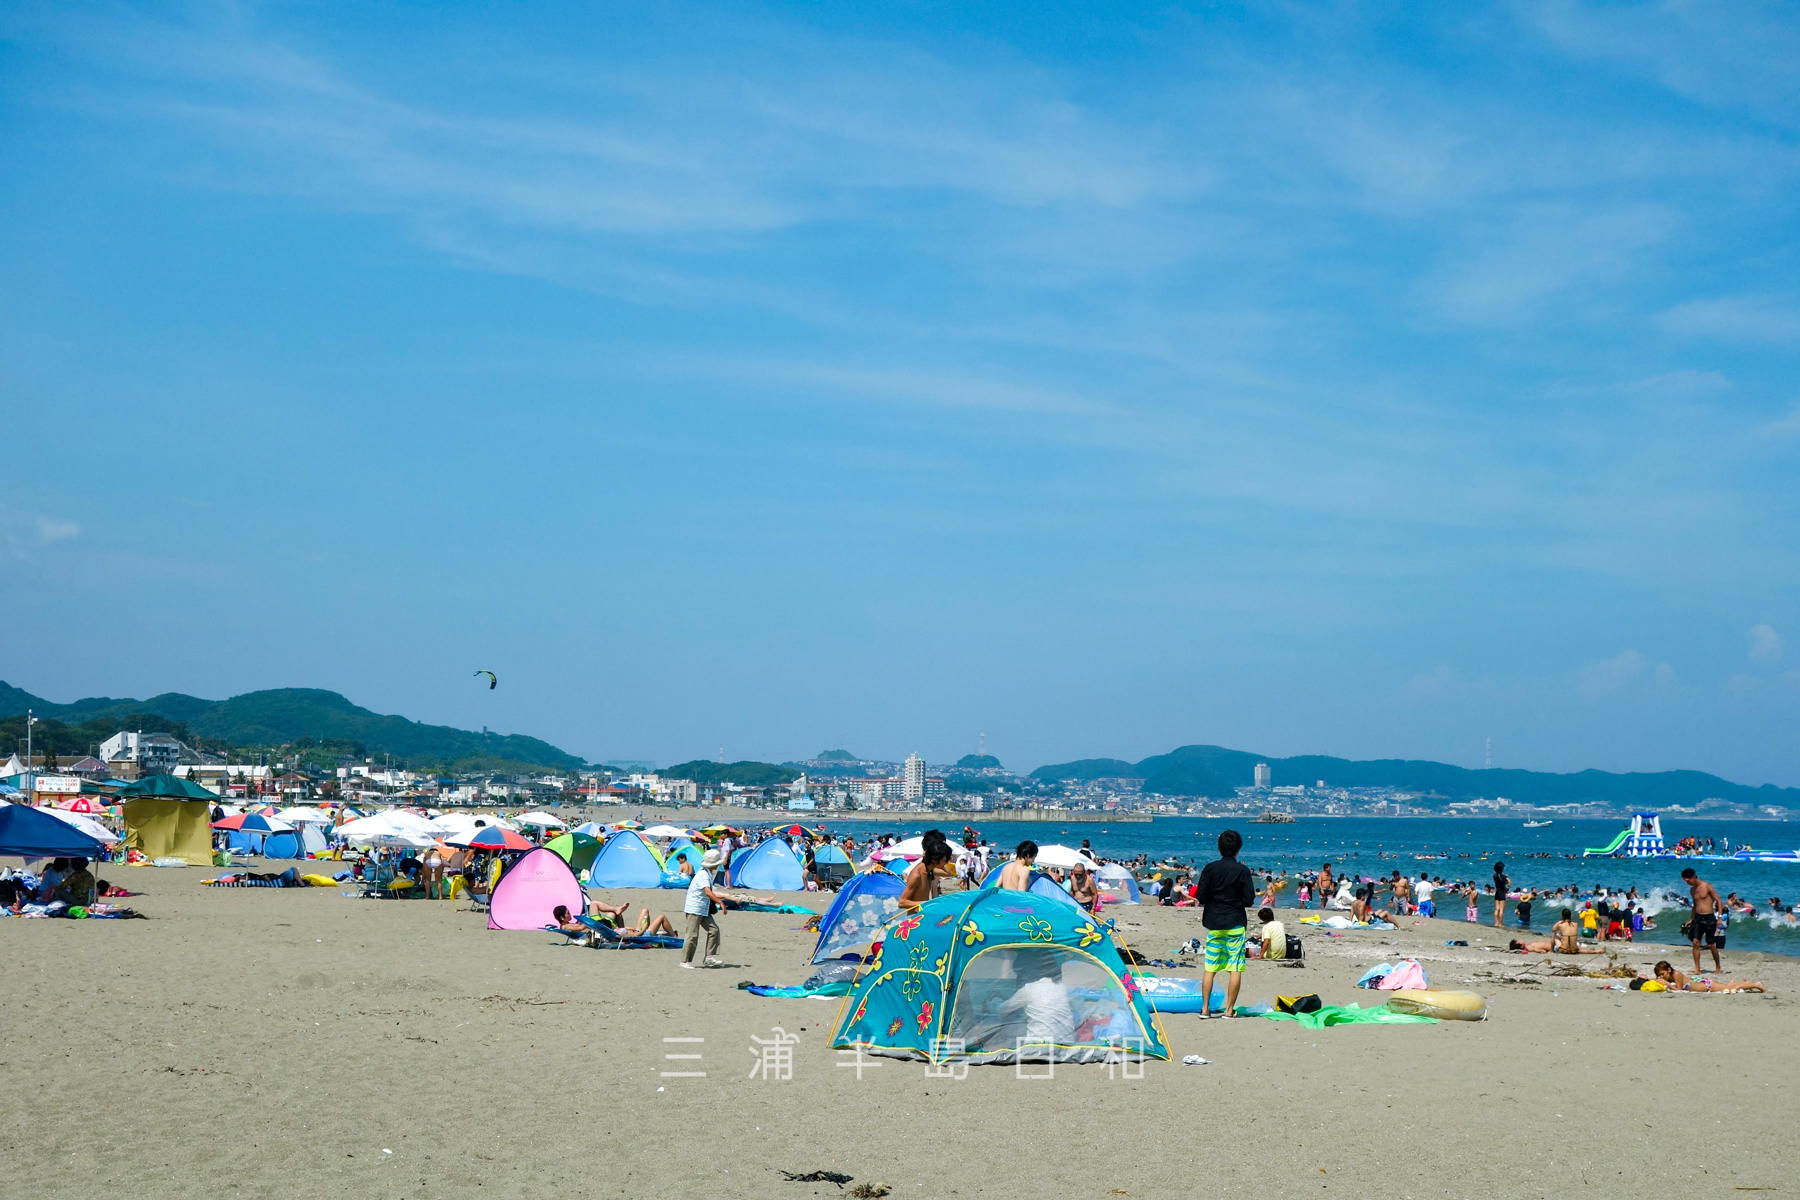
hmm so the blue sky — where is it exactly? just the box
[3,1,1798,782]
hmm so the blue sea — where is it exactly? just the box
[812,814,1800,958]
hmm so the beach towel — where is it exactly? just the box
[1376,960,1428,990]
[728,902,816,914]
[1259,1003,1437,1029]
[1355,963,1395,988]
[738,980,855,999]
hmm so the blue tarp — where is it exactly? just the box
[729,837,806,891]
[0,803,110,859]
[585,829,665,889]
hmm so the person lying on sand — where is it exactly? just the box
[1652,962,1765,992]
[1509,938,1603,954]
[717,892,781,909]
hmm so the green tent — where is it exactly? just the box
[545,831,603,875]
[118,774,220,800]
[831,886,1169,1066]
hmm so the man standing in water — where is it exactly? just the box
[1682,867,1724,975]
[1195,829,1257,1019]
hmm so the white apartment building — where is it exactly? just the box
[1253,762,1272,789]
[99,731,183,775]
[903,753,926,801]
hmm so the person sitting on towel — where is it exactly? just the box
[1258,907,1286,959]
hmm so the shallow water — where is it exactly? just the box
[817,814,1800,958]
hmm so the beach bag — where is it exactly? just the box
[1276,994,1322,1015]
[1285,935,1304,960]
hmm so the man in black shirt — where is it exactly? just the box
[1195,829,1257,1019]
[1492,861,1510,929]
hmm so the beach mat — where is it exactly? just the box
[1257,1002,1436,1029]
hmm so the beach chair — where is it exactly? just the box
[813,860,853,891]
[359,860,397,899]
[578,915,682,950]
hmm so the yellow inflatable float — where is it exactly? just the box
[1385,989,1488,1021]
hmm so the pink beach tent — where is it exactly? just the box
[488,846,585,931]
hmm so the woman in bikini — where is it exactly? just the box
[1652,961,1765,992]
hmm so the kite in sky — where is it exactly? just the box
[474,670,497,689]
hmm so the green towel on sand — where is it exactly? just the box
[1258,1003,1436,1028]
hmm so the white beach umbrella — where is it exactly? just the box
[40,807,121,844]
[512,811,567,829]
[336,811,440,847]
[430,812,517,838]
[641,823,692,839]
[875,836,969,861]
[1032,844,1099,870]
[275,806,331,825]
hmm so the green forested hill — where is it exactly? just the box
[0,682,584,771]
[1032,743,1800,808]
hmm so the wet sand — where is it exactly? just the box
[4,866,1795,1199]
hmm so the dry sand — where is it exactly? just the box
[4,865,1796,1200]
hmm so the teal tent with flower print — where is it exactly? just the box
[829,887,1168,1066]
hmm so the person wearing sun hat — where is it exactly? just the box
[681,847,727,968]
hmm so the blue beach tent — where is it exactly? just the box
[728,837,806,891]
[584,829,666,888]
[659,843,705,888]
[810,868,904,963]
[976,863,1081,908]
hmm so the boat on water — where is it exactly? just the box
[1523,819,1552,828]
[1251,810,1296,824]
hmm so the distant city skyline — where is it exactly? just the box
[2,3,1797,786]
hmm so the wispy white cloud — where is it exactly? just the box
[1577,648,1676,699]
[35,517,81,543]
[1749,623,1784,663]
[1657,295,1800,345]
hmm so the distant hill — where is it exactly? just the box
[813,749,859,762]
[0,682,585,771]
[953,754,1004,771]
[664,760,800,787]
[1033,743,1800,809]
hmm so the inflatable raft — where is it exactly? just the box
[1384,989,1487,1021]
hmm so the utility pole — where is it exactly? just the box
[25,710,36,783]
[1485,737,1492,770]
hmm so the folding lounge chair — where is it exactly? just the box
[579,915,682,949]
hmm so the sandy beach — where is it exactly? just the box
[5,865,1795,1200]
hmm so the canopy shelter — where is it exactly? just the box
[121,775,219,865]
[728,837,805,891]
[584,829,665,888]
[119,774,220,801]
[1095,863,1142,905]
[831,887,1168,1066]
[488,847,584,931]
[0,802,111,859]
[810,869,904,964]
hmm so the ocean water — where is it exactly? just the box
[817,814,1800,958]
